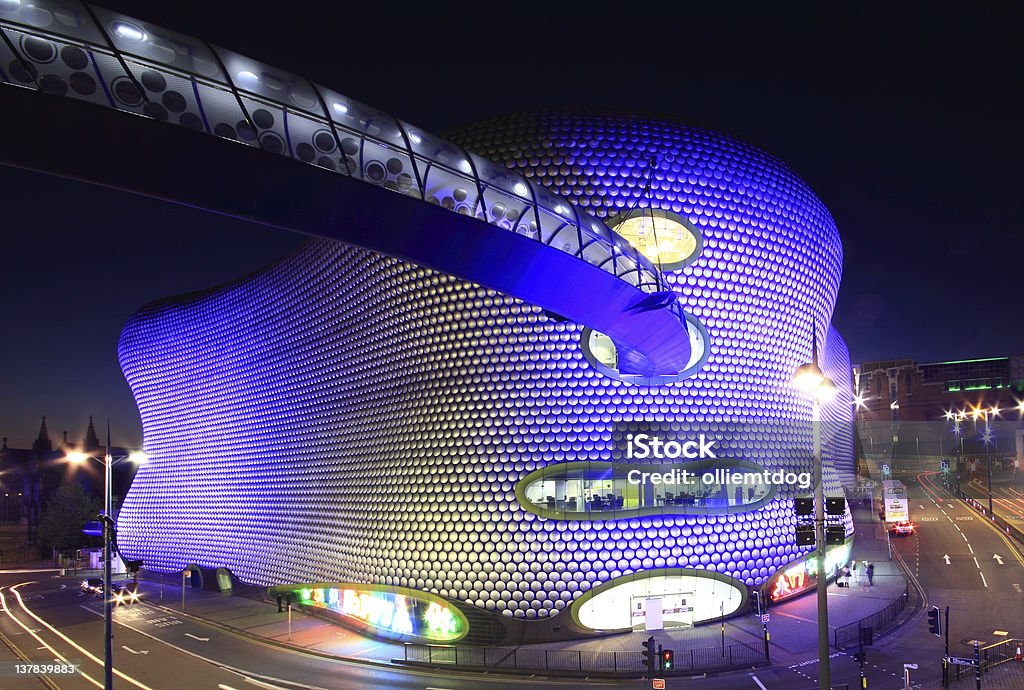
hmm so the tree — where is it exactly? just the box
[37,484,100,554]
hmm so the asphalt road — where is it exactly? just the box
[0,571,801,690]
[2,473,1020,690]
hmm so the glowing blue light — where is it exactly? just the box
[332,102,348,115]
[237,70,259,83]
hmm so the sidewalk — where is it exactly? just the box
[71,503,908,674]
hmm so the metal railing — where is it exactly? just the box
[832,582,910,649]
[403,640,768,676]
[0,1,684,322]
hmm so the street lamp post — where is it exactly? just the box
[66,422,147,690]
[792,325,838,690]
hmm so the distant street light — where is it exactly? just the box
[792,323,837,690]
[65,423,147,690]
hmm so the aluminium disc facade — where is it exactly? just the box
[116,109,854,641]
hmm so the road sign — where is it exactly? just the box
[946,656,977,666]
[882,464,891,475]
[761,614,770,624]
[652,680,666,689]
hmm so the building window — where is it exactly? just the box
[515,460,776,519]
[605,208,703,271]
[580,313,709,386]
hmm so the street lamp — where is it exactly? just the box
[792,326,837,690]
[66,421,147,690]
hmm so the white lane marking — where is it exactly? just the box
[962,533,969,541]
[243,679,294,690]
[968,543,975,554]
[981,572,989,588]
[122,645,149,655]
[0,586,103,688]
[955,525,962,532]
[752,676,769,690]
[973,557,980,569]
[185,632,210,642]
[9,583,156,690]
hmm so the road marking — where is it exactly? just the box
[968,543,974,554]
[955,525,962,532]
[962,533,969,542]
[8,584,155,690]
[973,557,980,569]
[956,516,974,521]
[122,645,149,655]
[994,630,1009,636]
[1013,584,1022,593]
[943,555,951,565]
[243,679,294,690]
[981,572,989,588]
[993,554,1005,565]
[0,586,103,688]
[185,632,210,642]
[751,676,769,690]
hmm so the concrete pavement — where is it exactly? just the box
[42,501,911,680]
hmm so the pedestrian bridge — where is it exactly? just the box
[0,1,692,377]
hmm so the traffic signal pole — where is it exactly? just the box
[943,606,950,687]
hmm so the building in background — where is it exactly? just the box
[854,355,1024,423]
[0,416,137,549]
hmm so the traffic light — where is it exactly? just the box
[927,606,942,637]
[661,649,674,671]
[861,626,874,646]
[641,636,656,675]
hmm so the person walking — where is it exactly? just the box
[851,560,859,586]
[866,562,875,586]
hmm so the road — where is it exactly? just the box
[0,571,803,690]
[2,474,1021,690]
[911,472,1024,648]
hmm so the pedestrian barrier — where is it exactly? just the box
[832,583,910,649]
[402,639,768,676]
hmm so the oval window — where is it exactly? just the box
[581,312,709,385]
[515,459,777,520]
[605,208,702,271]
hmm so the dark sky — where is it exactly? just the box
[1,1,1021,448]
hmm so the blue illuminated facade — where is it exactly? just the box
[0,2,855,643]
[114,110,853,640]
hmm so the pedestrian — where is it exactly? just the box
[851,560,859,586]
[866,562,875,586]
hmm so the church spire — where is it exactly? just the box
[33,416,52,453]
[83,415,100,451]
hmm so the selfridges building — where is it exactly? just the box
[0,2,853,646]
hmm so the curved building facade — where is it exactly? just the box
[115,108,854,643]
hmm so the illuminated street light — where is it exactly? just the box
[63,425,147,690]
[791,323,836,690]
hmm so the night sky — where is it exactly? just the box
[1,2,1021,448]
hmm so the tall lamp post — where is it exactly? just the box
[66,422,147,690]
[792,327,837,690]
